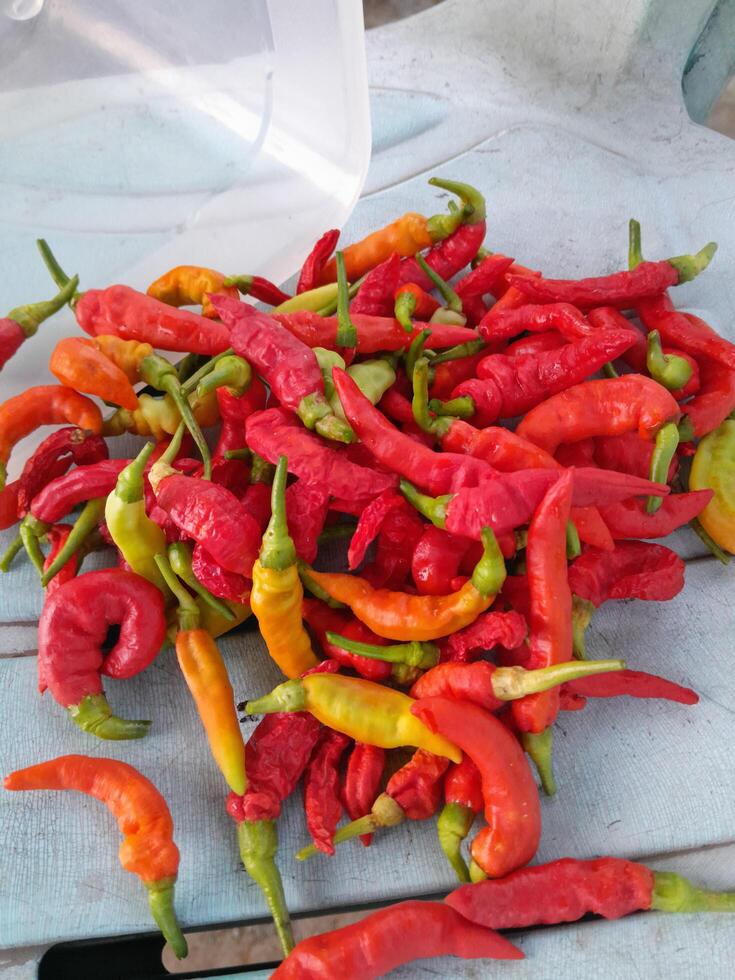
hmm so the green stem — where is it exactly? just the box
[250,453,275,484]
[180,348,234,395]
[140,356,211,480]
[335,252,357,348]
[154,553,200,631]
[259,456,296,570]
[491,658,625,700]
[428,396,474,419]
[602,362,620,378]
[175,352,208,383]
[167,542,233,623]
[146,877,188,960]
[298,561,347,608]
[427,177,486,228]
[325,632,439,669]
[237,820,294,957]
[19,516,48,577]
[9,276,80,337]
[399,479,449,528]
[651,872,735,913]
[572,596,596,660]
[690,519,731,565]
[412,358,451,437]
[668,242,718,284]
[471,246,491,269]
[196,355,252,398]
[394,290,416,333]
[470,527,507,598]
[428,339,486,367]
[405,329,432,386]
[159,421,186,466]
[114,443,154,504]
[69,692,150,740]
[647,422,679,514]
[224,447,251,462]
[296,792,404,860]
[245,678,306,716]
[566,520,581,559]
[415,253,462,312]
[313,275,364,318]
[628,218,644,270]
[647,330,693,391]
[678,416,695,443]
[41,498,105,587]
[36,239,80,306]
[437,802,474,883]
[521,728,556,796]
[0,533,23,573]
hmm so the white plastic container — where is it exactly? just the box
[0,0,370,470]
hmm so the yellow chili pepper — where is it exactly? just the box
[103,388,219,439]
[689,418,735,554]
[245,672,461,764]
[272,282,339,314]
[250,456,319,678]
[147,265,239,319]
[300,527,505,642]
[93,335,154,382]
[105,443,169,593]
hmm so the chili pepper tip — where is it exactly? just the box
[146,879,188,960]
[69,693,151,740]
[521,729,556,797]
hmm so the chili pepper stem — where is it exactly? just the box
[245,679,306,716]
[628,218,644,269]
[146,877,188,960]
[9,275,81,336]
[428,339,486,367]
[566,520,582,559]
[41,498,105,587]
[167,542,235,622]
[651,872,735,913]
[690,519,731,565]
[154,553,201,633]
[412,358,452,436]
[259,457,296,570]
[427,177,487,228]
[296,792,404,860]
[180,348,235,395]
[521,729,557,797]
[428,396,474,420]
[237,820,294,956]
[492,659,625,700]
[196,355,252,398]
[69,693,151,740]
[36,239,80,305]
[298,562,347,608]
[19,515,48,577]
[325,632,439,669]
[437,802,474,883]
[399,480,449,529]
[335,251,358,348]
[140,359,212,480]
[647,422,679,514]
[415,253,462,313]
[668,242,717,283]
[572,597,596,660]
[394,290,417,333]
[469,860,488,883]
[0,533,23,573]
[116,442,155,503]
[471,527,507,597]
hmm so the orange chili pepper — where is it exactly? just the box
[394,282,441,320]
[0,385,102,491]
[4,754,187,958]
[92,334,154,382]
[147,265,239,319]
[300,527,506,642]
[50,337,139,411]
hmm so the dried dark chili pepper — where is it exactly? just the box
[16,427,107,516]
[303,729,352,855]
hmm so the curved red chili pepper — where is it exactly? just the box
[17,428,108,516]
[30,459,128,524]
[297,229,340,294]
[76,286,230,354]
[191,543,250,603]
[564,669,698,705]
[411,525,471,595]
[455,254,515,303]
[350,253,401,316]
[599,490,711,539]
[506,261,679,308]
[303,729,352,855]
[637,295,735,371]
[479,302,591,343]
[396,221,488,289]
[511,472,573,734]
[347,489,404,570]
[441,609,527,663]
[245,407,397,501]
[285,480,330,563]
[342,743,385,846]
[569,541,685,607]
[412,697,541,877]
[677,320,735,437]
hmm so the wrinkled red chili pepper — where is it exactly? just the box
[505,330,566,358]
[30,459,128,524]
[362,500,425,589]
[303,729,352,855]
[397,222,488,290]
[150,466,261,576]
[569,541,685,607]
[637,295,735,372]
[274,310,478,355]
[342,743,385,846]
[455,328,636,424]
[245,407,396,501]
[17,427,108,516]
[413,697,541,877]
[677,318,735,437]
[297,229,340,294]
[0,481,19,530]
[226,274,291,307]
[455,254,515,304]
[38,569,166,738]
[272,900,522,978]
[347,489,405,570]
[599,490,712,540]
[350,253,401,317]
[191,543,250,604]
[441,609,528,663]
[285,480,330,563]
[479,302,591,343]
[302,598,392,681]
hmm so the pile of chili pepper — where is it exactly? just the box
[2,177,734,976]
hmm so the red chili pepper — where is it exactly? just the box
[347,488,404,569]
[569,541,685,607]
[242,481,272,531]
[245,407,397,501]
[437,754,484,880]
[76,285,230,354]
[378,384,417,425]
[226,274,291,307]
[385,749,450,821]
[511,472,573,734]
[448,855,735,929]
[397,222,488,290]
[430,349,488,400]
[479,302,591,343]
[303,729,352,855]
[191,543,251,604]
[333,368,493,495]
[455,254,516,303]
[302,598,392,681]
[586,306,648,371]
[38,569,166,738]
[637,295,735,371]
[411,525,471,595]
[599,490,712,539]
[274,309,479,355]
[441,609,527,663]
[30,459,128,524]
[456,328,636,424]
[350,253,401,316]
[445,755,483,813]
[17,427,108,516]
[678,320,735,437]
[213,377,268,466]
[516,375,680,454]
[564,669,698,705]
[297,229,340,293]
[362,500,425,589]
[394,282,441,321]
[594,431,661,479]
[442,419,559,471]
[506,243,715,309]
[42,524,81,594]
[0,481,19,530]
[271,899,522,978]
[342,743,385,846]
[506,330,566,358]
[285,480,330,563]
[412,697,541,877]
[149,467,261,576]
[0,277,80,369]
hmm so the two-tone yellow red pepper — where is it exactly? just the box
[690,418,735,554]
